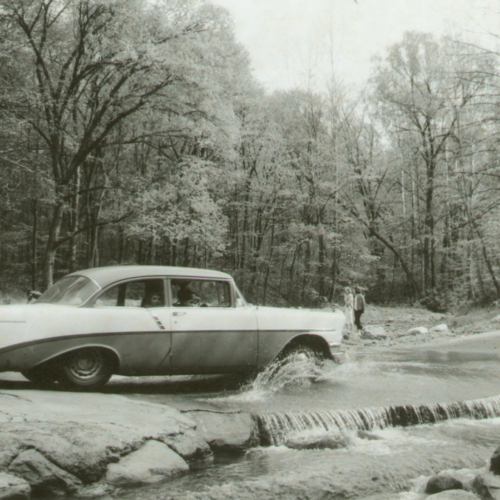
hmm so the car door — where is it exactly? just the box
[169,278,258,370]
[92,278,172,375]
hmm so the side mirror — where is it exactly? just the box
[235,297,245,307]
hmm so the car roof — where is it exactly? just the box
[69,265,233,289]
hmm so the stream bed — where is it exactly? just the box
[99,342,500,499]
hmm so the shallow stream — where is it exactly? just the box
[101,342,500,499]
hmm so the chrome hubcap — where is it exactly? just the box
[68,349,102,379]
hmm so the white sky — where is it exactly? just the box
[210,0,500,93]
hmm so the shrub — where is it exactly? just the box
[420,294,446,313]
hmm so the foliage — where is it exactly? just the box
[0,5,499,307]
[419,293,447,313]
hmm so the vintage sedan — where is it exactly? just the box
[0,266,345,390]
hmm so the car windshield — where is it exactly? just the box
[36,276,99,306]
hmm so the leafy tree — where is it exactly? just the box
[369,32,490,297]
[0,0,244,286]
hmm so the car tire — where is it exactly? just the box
[21,366,59,387]
[280,344,324,364]
[58,347,113,391]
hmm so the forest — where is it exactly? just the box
[1,0,499,309]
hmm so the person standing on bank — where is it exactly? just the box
[353,287,366,331]
[343,286,354,335]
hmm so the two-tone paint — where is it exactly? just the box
[0,265,345,378]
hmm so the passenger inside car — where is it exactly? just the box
[141,293,163,308]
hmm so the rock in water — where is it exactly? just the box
[490,445,500,475]
[187,411,259,454]
[361,326,387,340]
[425,474,464,494]
[285,433,350,450]
[105,440,188,487]
[471,474,495,499]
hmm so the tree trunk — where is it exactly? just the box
[318,230,325,298]
[69,166,81,273]
[31,199,38,290]
[44,203,64,289]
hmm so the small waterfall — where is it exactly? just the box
[256,395,500,446]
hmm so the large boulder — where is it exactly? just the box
[105,440,188,487]
[0,421,160,484]
[471,473,498,499]
[188,411,259,453]
[425,474,464,494]
[361,326,387,340]
[8,449,82,497]
[0,391,201,484]
[162,430,213,462]
[0,472,30,500]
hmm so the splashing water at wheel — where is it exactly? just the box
[245,349,329,394]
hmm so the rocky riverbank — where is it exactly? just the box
[347,304,500,347]
[0,390,260,499]
[2,305,500,500]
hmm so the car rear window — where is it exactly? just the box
[36,276,99,306]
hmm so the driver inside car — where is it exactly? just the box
[175,286,200,307]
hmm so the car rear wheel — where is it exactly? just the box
[261,343,325,382]
[21,366,59,387]
[58,347,113,391]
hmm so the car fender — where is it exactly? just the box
[0,304,169,374]
[254,306,345,366]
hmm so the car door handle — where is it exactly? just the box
[173,311,186,316]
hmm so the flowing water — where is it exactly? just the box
[98,342,500,499]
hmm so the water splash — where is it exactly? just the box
[257,395,500,446]
[248,354,326,392]
[196,354,340,406]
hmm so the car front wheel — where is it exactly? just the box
[58,347,113,391]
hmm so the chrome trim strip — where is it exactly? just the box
[151,314,166,330]
[0,329,338,356]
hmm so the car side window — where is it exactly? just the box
[171,280,231,307]
[94,284,120,307]
[95,279,165,308]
